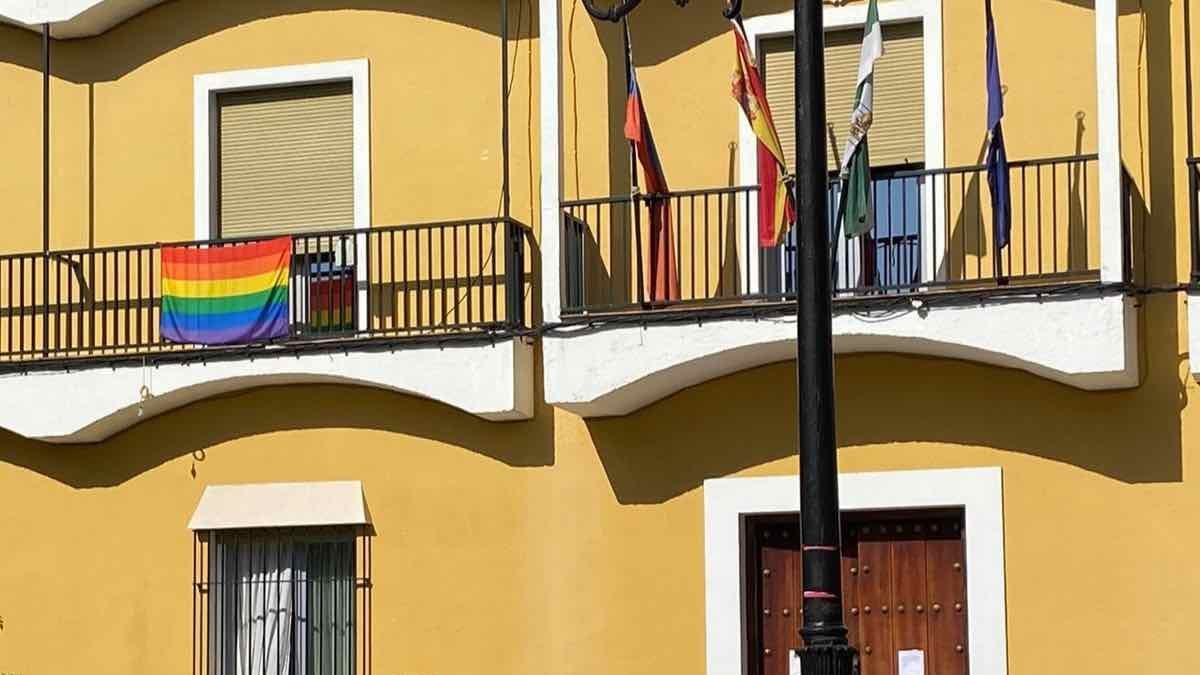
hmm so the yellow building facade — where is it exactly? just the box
[0,1,1196,675]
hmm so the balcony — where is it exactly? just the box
[564,155,1126,311]
[0,218,536,442]
[544,155,1139,416]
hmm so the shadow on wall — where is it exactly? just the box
[587,348,1186,505]
[0,0,540,83]
[0,342,556,488]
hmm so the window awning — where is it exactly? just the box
[188,480,369,531]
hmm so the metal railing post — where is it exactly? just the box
[633,195,645,306]
[504,219,524,329]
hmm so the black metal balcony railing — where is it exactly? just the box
[0,217,532,368]
[562,154,1111,316]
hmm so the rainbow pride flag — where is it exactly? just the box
[161,236,292,345]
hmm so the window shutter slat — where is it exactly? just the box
[762,21,925,172]
[217,82,355,239]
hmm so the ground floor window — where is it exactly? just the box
[193,527,372,675]
[745,509,967,675]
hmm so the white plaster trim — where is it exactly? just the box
[0,0,167,37]
[1094,0,1124,283]
[193,59,373,329]
[0,0,93,25]
[738,0,945,293]
[539,0,563,324]
[544,294,1138,416]
[189,481,369,531]
[0,338,533,443]
[1188,293,1200,381]
[704,468,1007,675]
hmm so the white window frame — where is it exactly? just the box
[703,467,1007,675]
[738,0,945,294]
[193,59,372,330]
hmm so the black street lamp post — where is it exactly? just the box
[792,1,856,674]
[578,1,854,671]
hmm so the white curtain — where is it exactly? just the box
[237,540,303,675]
[209,534,354,675]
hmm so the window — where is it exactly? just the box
[194,527,371,675]
[196,66,366,335]
[759,23,926,293]
[745,510,967,675]
[216,81,355,240]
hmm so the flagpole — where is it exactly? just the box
[829,181,848,287]
[793,1,855,673]
[622,18,639,197]
[623,17,646,306]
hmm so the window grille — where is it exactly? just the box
[193,526,372,675]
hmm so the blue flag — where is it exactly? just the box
[985,0,1011,250]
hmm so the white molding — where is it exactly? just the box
[189,481,369,531]
[704,468,1007,675]
[0,338,534,443]
[738,0,945,293]
[1094,0,1124,283]
[1188,292,1200,381]
[0,0,168,37]
[539,0,563,324]
[193,59,373,328]
[544,294,1139,416]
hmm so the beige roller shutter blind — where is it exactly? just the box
[763,21,924,172]
[217,81,354,239]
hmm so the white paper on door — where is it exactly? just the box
[898,649,926,675]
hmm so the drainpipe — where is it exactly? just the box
[42,22,51,356]
[501,0,511,221]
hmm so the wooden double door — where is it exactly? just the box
[746,509,968,675]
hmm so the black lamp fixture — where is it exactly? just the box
[579,0,745,22]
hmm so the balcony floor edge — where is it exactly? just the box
[544,293,1138,418]
[0,337,534,443]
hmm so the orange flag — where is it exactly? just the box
[732,21,795,248]
[625,67,680,303]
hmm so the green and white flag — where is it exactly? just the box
[840,0,883,238]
